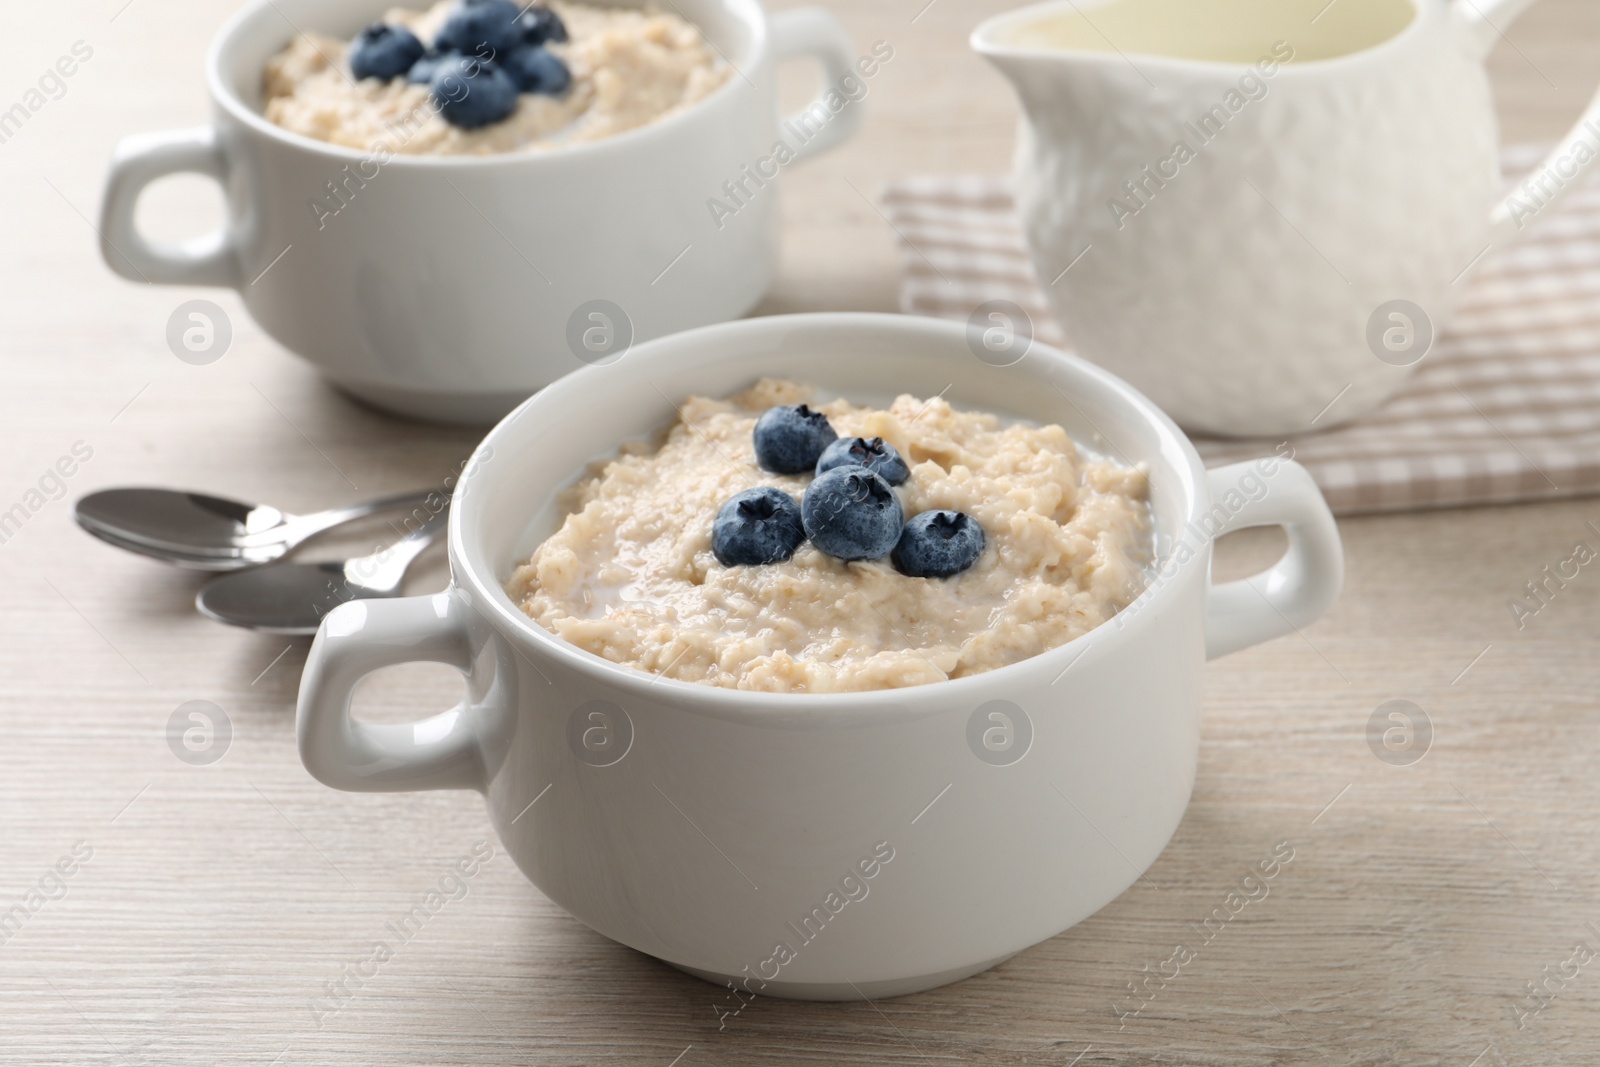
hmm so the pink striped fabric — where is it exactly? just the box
[883,145,1600,515]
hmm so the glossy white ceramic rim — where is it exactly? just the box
[204,0,765,168]
[970,0,1428,76]
[448,312,1210,717]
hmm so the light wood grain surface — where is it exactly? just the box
[5,1,1600,1063]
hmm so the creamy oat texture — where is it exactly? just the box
[507,380,1153,693]
[262,1,730,155]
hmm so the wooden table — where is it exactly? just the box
[6,1,1600,1063]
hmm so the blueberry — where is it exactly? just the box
[815,436,910,485]
[753,404,837,474]
[430,55,519,128]
[892,510,986,578]
[407,48,457,84]
[349,23,426,81]
[801,468,903,561]
[434,0,525,58]
[712,487,805,566]
[518,5,569,45]
[502,46,571,95]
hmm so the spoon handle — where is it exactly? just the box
[347,502,452,591]
[277,488,442,545]
[390,502,451,558]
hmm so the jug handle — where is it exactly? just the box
[1455,0,1600,246]
[1455,0,1541,57]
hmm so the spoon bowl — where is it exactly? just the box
[75,489,281,549]
[74,487,438,568]
[196,562,373,634]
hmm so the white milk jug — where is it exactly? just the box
[974,0,1600,435]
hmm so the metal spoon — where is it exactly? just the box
[194,503,450,634]
[73,487,438,571]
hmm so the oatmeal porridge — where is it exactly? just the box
[506,379,1154,693]
[262,0,730,155]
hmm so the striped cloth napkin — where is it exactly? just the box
[882,145,1600,515]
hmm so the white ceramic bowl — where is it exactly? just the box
[98,0,861,423]
[295,312,1343,999]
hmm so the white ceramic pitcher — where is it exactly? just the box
[973,0,1600,436]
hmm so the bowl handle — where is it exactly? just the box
[769,8,864,163]
[297,591,489,793]
[1204,459,1344,660]
[98,126,240,287]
